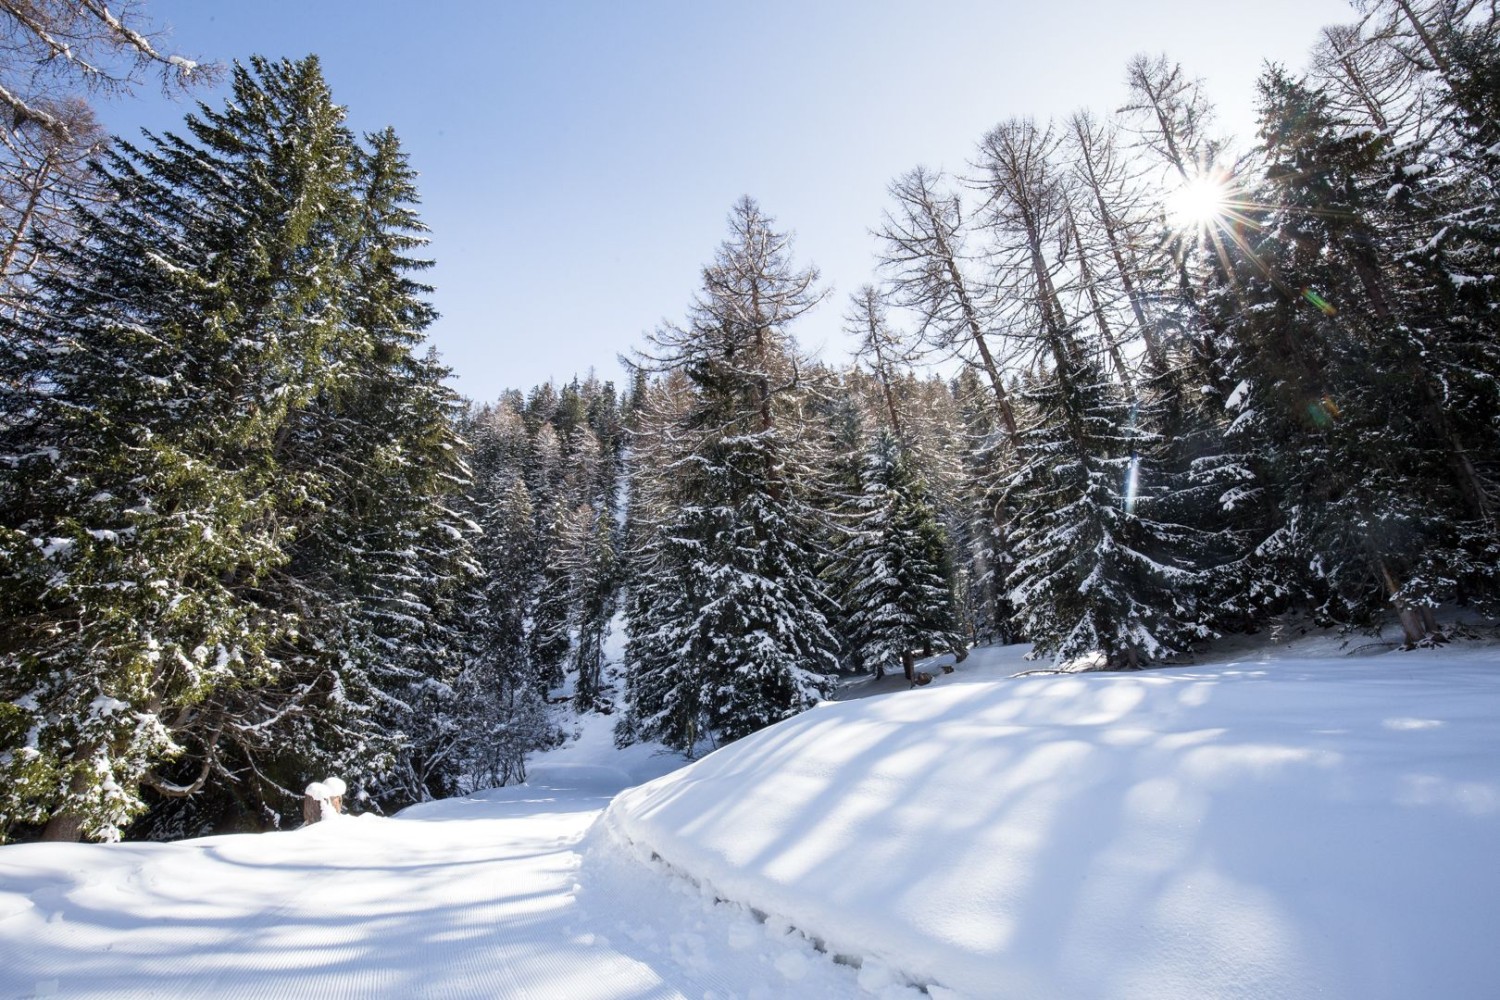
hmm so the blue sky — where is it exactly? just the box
[98,0,1355,403]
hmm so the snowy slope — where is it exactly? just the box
[608,641,1500,1000]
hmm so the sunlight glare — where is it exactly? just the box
[1166,172,1230,230]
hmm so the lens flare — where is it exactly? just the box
[1302,287,1337,315]
[1123,453,1141,514]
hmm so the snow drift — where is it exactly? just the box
[606,643,1500,999]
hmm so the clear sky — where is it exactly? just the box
[97,0,1357,403]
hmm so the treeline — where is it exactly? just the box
[2,0,1497,841]
[465,377,626,716]
[605,0,1500,747]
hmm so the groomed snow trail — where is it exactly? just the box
[0,762,872,1000]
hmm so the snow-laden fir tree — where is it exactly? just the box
[529,498,616,704]
[948,366,1018,645]
[1005,356,1214,667]
[622,198,839,752]
[1208,64,1498,644]
[453,411,555,787]
[1096,60,1267,637]
[253,126,480,817]
[0,55,353,841]
[803,378,871,670]
[971,118,1215,668]
[837,430,963,679]
[558,502,619,712]
[528,500,578,692]
[0,56,475,841]
[1389,2,1500,613]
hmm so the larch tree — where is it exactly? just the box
[975,118,1214,667]
[876,166,1021,445]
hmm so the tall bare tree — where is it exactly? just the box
[845,285,913,439]
[875,166,1020,445]
[972,118,1078,376]
[1064,110,1170,376]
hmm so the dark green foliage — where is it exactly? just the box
[1006,354,1214,667]
[1214,65,1499,643]
[0,57,482,841]
[622,199,839,752]
[837,430,963,678]
[464,376,625,719]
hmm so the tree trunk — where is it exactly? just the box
[1066,200,1134,395]
[1391,0,1456,84]
[1418,605,1442,638]
[922,195,1021,446]
[901,650,915,683]
[942,254,1019,443]
[1378,558,1431,646]
[39,771,92,842]
[40,811,85,842]
[0,152,53,281]
[1068,115,1168,372]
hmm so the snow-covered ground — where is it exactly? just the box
[3,630,1498,999]
[611,636,1500,1000]
[0,716,872,999]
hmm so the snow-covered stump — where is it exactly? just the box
[301,777,347,826]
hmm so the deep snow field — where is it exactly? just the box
[2,625,1498,999]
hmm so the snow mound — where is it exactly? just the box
[606,643,1500,999]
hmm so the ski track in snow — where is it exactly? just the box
[0,765,871,999]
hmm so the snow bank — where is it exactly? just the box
[606,643,1500,999]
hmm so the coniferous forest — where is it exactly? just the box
[2,1,1498,843]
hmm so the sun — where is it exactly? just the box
[1165,170,1231,231]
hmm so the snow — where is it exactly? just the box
[0,708,871,999]
[86,696,130,717]
[608,638,1500,999]
[3,633,1497,999]
[33,537,73,559]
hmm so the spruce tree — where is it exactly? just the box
[455,414,554,785]
[0,56,352,840]
[1212,66,1497,641]
[1005,355,1214,667]
[838,430,963,679]
[950,366,1017,645]
[0,56,475,840]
